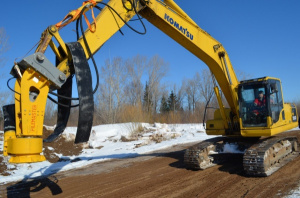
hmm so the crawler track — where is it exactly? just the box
[243,136,299,176]
[184,137,226,170]
[184,135,299,177]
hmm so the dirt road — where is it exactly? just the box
[2,131,300,198]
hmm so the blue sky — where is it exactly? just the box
[1,0,300,102]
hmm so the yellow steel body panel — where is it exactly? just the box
[3,131,16,156]
[214,86,229,129]
[9,155,46,164]
[206,102,298,137]
[206,108,231,136]
[206,120,226,135]
[8,68,49,163]
[7,138,43,154]
[7,138,45,163]
[15,79,22,136]
[20,68,49,136]
[241,122,297,137]
[241,103,298,137]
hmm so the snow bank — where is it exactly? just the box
[0,123,210,184]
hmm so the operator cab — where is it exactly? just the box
[238,77,283,127]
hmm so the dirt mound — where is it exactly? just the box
[0,152,10,176]
[43,127,84,163]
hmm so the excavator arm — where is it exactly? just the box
[2,0,240,163]
[51,0,239,112]
[56,0,240,131]
[43,0,240,132]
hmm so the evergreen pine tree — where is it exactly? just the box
[160,95,169,113]
[168,91,181,112]
[143,82,152,112]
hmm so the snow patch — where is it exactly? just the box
[0,123,210,184]
[43,125,56,131]
[285,185,300,198]
[222,143,245,154]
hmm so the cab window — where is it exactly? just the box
[239,85,267,127]
[269,81,283,123]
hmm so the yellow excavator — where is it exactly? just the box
[2,0,299,176]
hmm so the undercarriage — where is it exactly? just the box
[184,136,299,176]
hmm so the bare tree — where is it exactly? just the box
[147,55,169,113]
[125,54,147,106]
[93,55,169,124]
[95,57,128,124]
[184,72,201,112]
[197,69,214,104]
[235,69,252,81]
[196,68,251,121]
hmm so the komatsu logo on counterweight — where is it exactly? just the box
[164,13,194,41]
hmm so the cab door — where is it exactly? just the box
[269,80,284,123]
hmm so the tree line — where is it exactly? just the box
[1,24,300,129]
[40,54,300,127]
[50,54,219,126]
[1,54,300,130]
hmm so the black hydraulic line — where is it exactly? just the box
[97,1,147,35]
[7,0,147,106]
[78,6,100,95]
[7,74,79,108]
[48,6,101,103]
[7,77,20,95]
[129,17,144,21]
[47,1,147,102]
[102,5,124,36]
